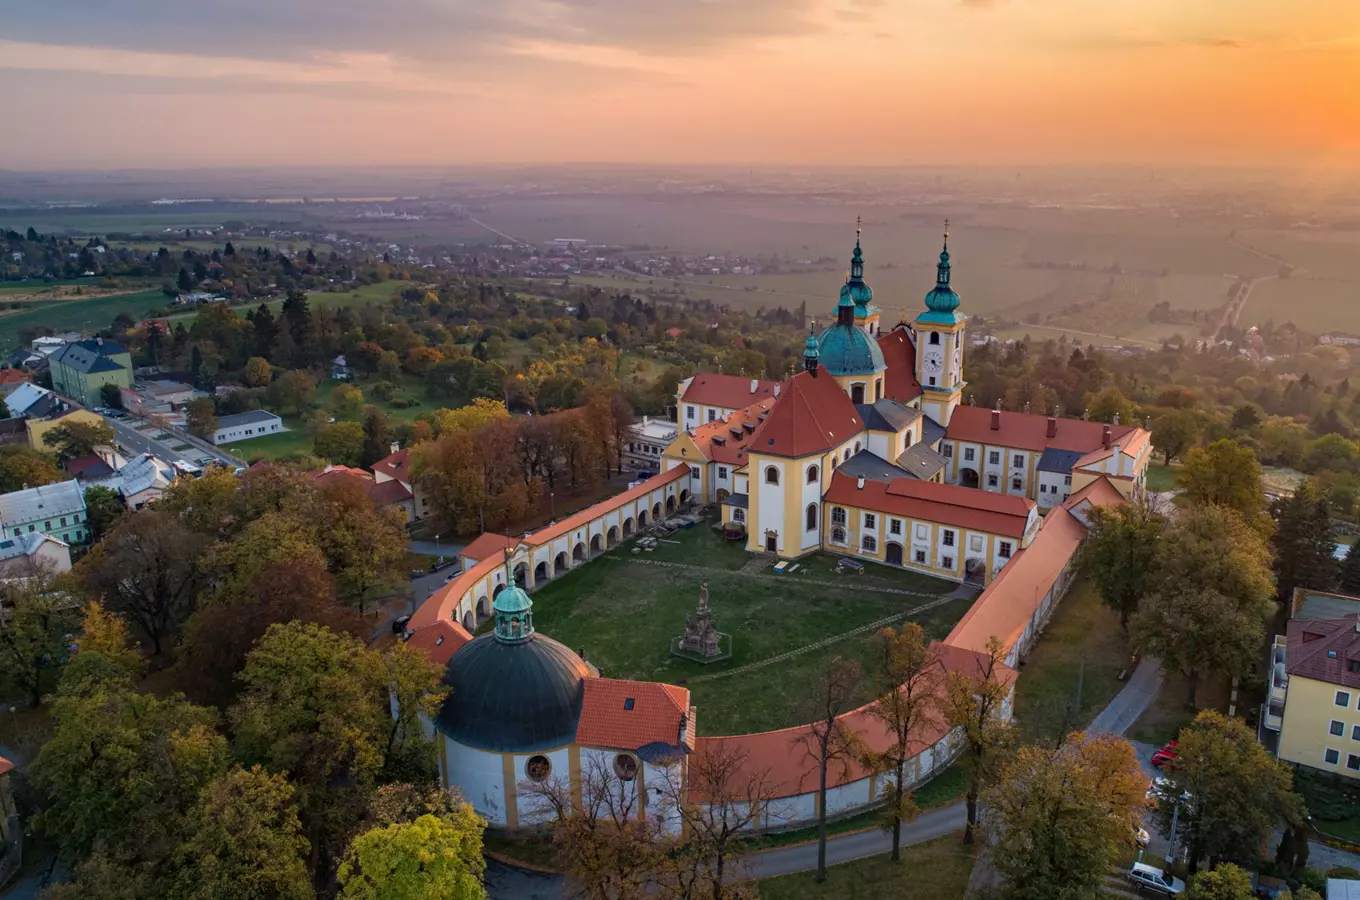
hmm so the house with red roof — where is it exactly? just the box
[675,373,779,430]
[370,445,431,521]
[310,464,416,522]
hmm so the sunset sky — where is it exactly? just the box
[4,0,1358,169]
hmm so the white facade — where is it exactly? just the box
[211,411,284,445]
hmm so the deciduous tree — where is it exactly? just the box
[338,810,488,900]
[332,383,366,419]
[315,420,365,466]
[185,396,218,438]
[243,356,273,387]
[941,636,1014,845]
[0,444,62,493]
[1176,439,1270,533]
[267,369,319,416]
[1152,409,1202,466]
[1080,497,1165,631]
[798,655,866,882]
[0,570,82,707]
[1185,864,1255,900]
[83,484,126,542]
[43,418,116,462]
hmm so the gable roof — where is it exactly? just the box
[371,447,411,482]
[460,532,518,563]
[1037,447,1086,474]
[0,479,86,525]
[5,383,51,416]
[680,373,779,410]
[311,465,413,507]
[877,326,923,402]
[575,678,692,756]
[1063,476,1126,512]
[52,339,129,374]
[895,442,949,481]
[749,370,863,458]
[946,406,1137,454]
[1287,618,1360,689]
[856,398,922,433]
[837,450,907,484]
[824,471,1033,537]
[405,620,474,667]
[688,398,776,466]
[1075,427,1153,469]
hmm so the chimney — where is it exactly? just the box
[678,712,689,745]
[857,476,866,490]
[990,409,1001,431]
[750,379,758,394]
[1102,425,1112,449]
[389,440,400,455]
[774,384,781,398]
[1046,415,1058,438]
[1113,412,1120,426]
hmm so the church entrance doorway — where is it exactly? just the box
[960,467,979,489]
[765,533,778,553]
[885,542,904,567]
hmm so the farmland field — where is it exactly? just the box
[0,289,171,348]
[1242,277,1360,334]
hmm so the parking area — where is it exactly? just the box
[100,412,238,468]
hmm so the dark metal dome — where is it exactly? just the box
[435,632,593,753]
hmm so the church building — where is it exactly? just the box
[662,225,1152,586]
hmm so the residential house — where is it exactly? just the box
[0,532,72,579]
[624,417,679,473]
[211,410,284,445]
[25,408,106,453]
[332,355,355,381]
[311,465,417,523]
[0,369,32,399]
[675,373,779,429]
[1276,615,1360,780]
[0,479,89,545]
[49,338,133,407]
[371,446,430,521]
[4,383,53,418]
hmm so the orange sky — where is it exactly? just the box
[4,0,1358,169]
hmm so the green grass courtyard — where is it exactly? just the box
[525,522,972,735]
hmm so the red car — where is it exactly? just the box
[1151,741,1179,768]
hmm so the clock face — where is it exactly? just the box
[924,351,943,373]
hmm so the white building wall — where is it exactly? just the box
[801,463,822,552]
[1036,471,1070,508]
[756,461,786,554]
[512,746,571,828]
[445,738,509,827]
[866,431,893,460]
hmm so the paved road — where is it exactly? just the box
[100,414,237,468]
[1089,657,1163,736]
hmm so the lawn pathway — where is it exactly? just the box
[628,558,953,599]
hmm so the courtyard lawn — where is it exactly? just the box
[756,833,977,900]
[527,525,969,734]
[1012,576,1130,745]
[1146,464,1177,493]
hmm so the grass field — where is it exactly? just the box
[526,522,969,735]
[1242,276,1360,334]
[1012,577,1130,746]
[0,288,171,348]
[756,832,977,900]
[1127,671,1232,746]
[1146,464,1177,493]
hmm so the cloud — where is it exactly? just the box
[960,0,1007,9]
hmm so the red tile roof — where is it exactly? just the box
[681,373,779,410]
[749,370,863,458]
[877,327,922,401]
[1287,618,1360,689]
[946,406,1138,454]
[405,620,474,667]
[461,532,518,563]
[690,641,1015,797]
[0,756,12,776]
[824,472,1034,538]
[0,369,31,386]
[1062,476,1125,511]
[945,507,1088,655]
[688,398,776,465]
[371,447,411,483]
[312,465,413,507]
[1074,428,1152,469]
[575,678,692,752]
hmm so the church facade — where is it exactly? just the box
[663,226,1152,586]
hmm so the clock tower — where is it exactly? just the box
[916,224,967,427]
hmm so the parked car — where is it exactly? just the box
[1129,862,1185,896]
[391,614,411,635]
[1151,741,1179,768]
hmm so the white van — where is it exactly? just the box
[1129,862,1185,896]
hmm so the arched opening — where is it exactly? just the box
[573,542,586,562]
[831,526,847,545]
[513,561,529,587]
[665,495,676,513]
[807,464,819,484]
[886,542,904,566]
[476,596,489,618]
[555,551,568,574]
[806,503,818,531]
[764,466,779,485]
[653,502,662,520]
[607,525,619,547]
[534,560,549,582]
[613,753,638,782]
[715,489,729,503]
[965,557,987,586]
[851,382,865,404]
[960,467,979,489]
[929,331,940,345]
[462,610,474,632]
[590,533,602,554]
[679,488,690,505]
[854,441,861,454]
[861,535,877,554]
[639,510,649,528]
[623,517,635,537]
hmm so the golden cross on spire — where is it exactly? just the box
[943,218,950,239]
[856,215,862,237]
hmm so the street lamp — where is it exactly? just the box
[550,491,556,523]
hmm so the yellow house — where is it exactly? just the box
[26,408,107,452]
[1277,616,1360,780]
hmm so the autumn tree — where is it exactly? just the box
[185,396,218,438]
[76,509,209,654]
[338,808,488,900]
[243,355,273,387]
[1080,497,1165,631]
[43,418,116,461]
[75,600,144,680]
[172,765,313,900]
[864,623,942,861]
[1175,438,1270,533]
[1185,864,1255,900]
[434,397,509,435]
[332,382,366,418]
[315,420,365,465]
[1155,711,1306,874]
[267,369,319,416]
[1084,386,1137,425]
[941,636,1014,845]
[312,477,409,614]
[798,655,866,882]
[1270,480,1337,602]
[986,732,1149,899]
[0,444,63,493]
[1152,408,1203,466]
[83,484,126,541]
[0,569,83,706]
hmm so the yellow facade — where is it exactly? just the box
[1278,674,1360,780]
[832,371,886,405]
[743,432,863,556]
[26,409,106,452]
[822,498,1013,586]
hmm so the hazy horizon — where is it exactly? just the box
[5,0,1359,171]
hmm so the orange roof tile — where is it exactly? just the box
[688,398,776,466]
[946,406,1138,454]
[681,373,779,410]
[460,532,518,563]
[877,327,922,401]
[522,466,687,548]
[824,472,1034,538]
[1062,476,1125,511]
[405,620,474,667]
[749,370,863,458]
[371,447,411,482]
[945,507,1088,655]
[575,678,691,752]
[0,369,31,386]
[1074,428,1152,469]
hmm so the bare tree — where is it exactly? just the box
[940,636,1014,844]
[797,655,866,884]
[657,742,781,899]
[864,623,943,862]
[520,752,665,900]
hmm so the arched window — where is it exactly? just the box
[806,504,818,530]
[613,754,638,782]
[851,383,865,404]
[807,464,819,484]
[831,526,847,545]
[929,332,940,345]
[854,441,862,454]
[843,449,851,463]
[875,379,883,401]
[764,466,779,485]
[903,432,913,449]
[862,535,878,553]
[832,507,847,525]
[526,755,551,782]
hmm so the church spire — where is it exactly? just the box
[803,323,820,374]
[936,219,951,288]
[850,216,865,283]
[922,218,961,316]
